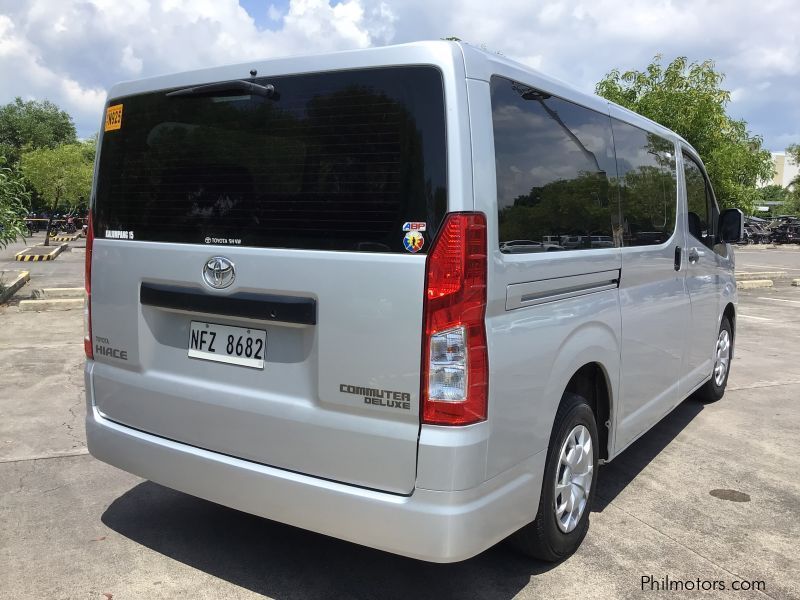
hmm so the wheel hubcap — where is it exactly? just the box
[713,329,731,387]
[554,424,594,533]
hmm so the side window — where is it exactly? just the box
[491,76,619,252]
[611,120,677,246]
[682,153,714,249]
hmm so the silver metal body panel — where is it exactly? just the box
[87,364,545,563]
[506,270,620,310]
[86,40,736,562]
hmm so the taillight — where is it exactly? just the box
[84,213,94,359]
[421,212,488,425]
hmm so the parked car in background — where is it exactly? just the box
[500,240,565,253]
[560,235,584,249]
[771,224,800,244]
[590,235,614,248]
[741,224,771,245]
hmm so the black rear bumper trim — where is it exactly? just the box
[140,282,316,325]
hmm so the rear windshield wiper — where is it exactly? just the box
[166,80,276,98]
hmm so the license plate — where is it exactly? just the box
[188,321,266,369]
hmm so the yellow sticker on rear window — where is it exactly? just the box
[105,104,123,131]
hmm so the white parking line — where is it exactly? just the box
[738,263,800,271]
[757,297,800,306]
[737,250,800,255]
[737,314,773,322]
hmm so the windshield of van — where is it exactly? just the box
[94,66,447,253]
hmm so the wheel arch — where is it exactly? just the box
[723,302,736,358]
[563,363,612,460]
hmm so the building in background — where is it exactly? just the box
[754,152,798,215]
[768,152,799,189]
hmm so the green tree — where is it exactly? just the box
[779,145,800,216]
[0,98,77,167]
[596,56,774,214]
[756,184,789,211]
[787,144,800,188]
[781,195,800,217]
[0,163,30,248]
[20,141,94,245]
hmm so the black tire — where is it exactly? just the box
[694,317,732,403]
[512,392,599,562]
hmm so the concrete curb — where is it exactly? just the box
[0,270,30,304]
[737,271,787,281]
[14,244,67,262]
[50,235,79,242]
[35,287,84,299]
[18,298,83,312]
[737,279,773,290]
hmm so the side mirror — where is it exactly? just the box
[718,208,744,243]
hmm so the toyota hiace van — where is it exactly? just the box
[85,41,742,562]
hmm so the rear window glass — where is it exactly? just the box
[94,66,447,253]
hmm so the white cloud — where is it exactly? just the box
[0,0,797,150]
[0,13,106,131]
[384,0,800,150]
[0,0,396,136]
[120,45,143,75]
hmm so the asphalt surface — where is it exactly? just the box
[1,242,799,599]
[0,232,86,290]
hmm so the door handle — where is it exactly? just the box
[674,246,682,271]
[688,247,704,263]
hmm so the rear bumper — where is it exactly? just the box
[87,406,543,562]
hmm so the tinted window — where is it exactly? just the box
[612,120,677,246]
[94,66,447,253]
[491,76,619,252]
[683,153,714,248]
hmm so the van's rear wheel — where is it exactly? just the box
[512,392,599,562]
[694,317,732,403]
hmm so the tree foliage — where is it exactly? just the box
[787,144,800,188]
[20,141,94,244]
[0,98,77,166]
[0,163,30,248]
[596,56,774,214]
[20,141,94,212]
[781,144,800,216]
[757,184,789,204]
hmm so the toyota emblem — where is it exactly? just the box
[203,256,235,289]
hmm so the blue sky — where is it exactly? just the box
[0,0,797,152]
[239,0,287,28]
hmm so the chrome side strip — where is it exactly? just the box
[506,270,620,310]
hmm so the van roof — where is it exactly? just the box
[105,40,691,150]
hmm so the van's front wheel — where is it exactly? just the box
[694,317,733,403]
[512,393,599,562]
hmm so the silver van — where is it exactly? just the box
[84,41,743,563]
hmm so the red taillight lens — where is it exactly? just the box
[84,213,94,359]
[421,212,488,425]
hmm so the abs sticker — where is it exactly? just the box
[402,221,426,232]
[104,104,123,132]
[403,231,425,253]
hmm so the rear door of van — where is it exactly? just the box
[88,65,450,494]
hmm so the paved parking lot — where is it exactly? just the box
[1,243,799,599]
